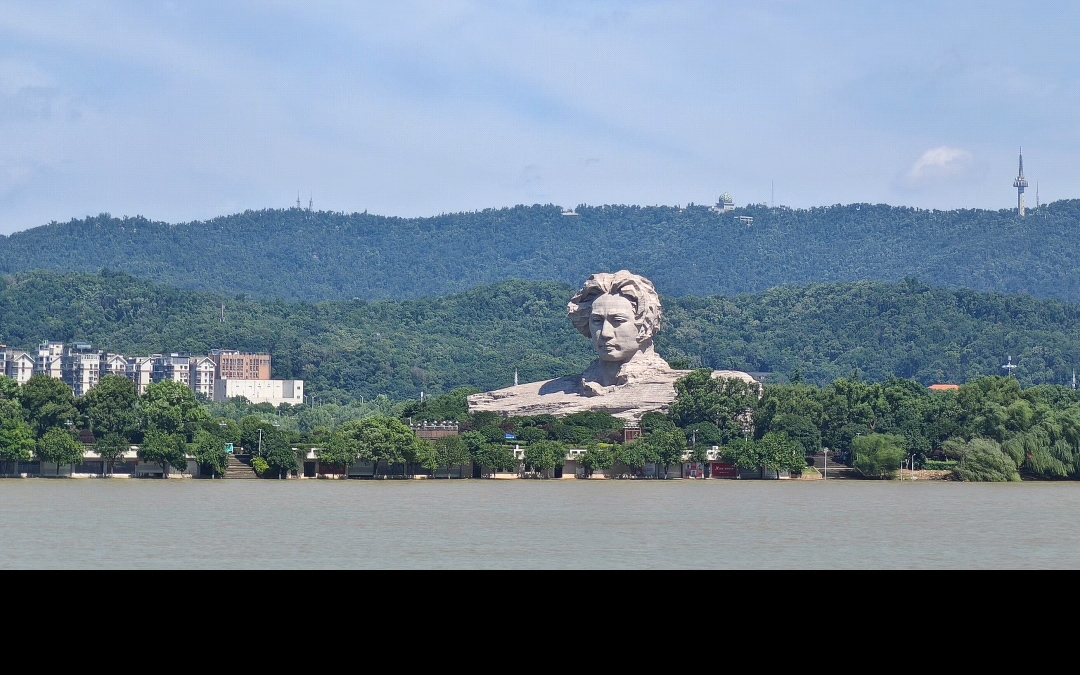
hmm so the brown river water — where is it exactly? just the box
[2,479,1078,568]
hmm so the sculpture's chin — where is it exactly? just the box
[597,354,629,363]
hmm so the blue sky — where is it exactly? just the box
[1,1,1077,233]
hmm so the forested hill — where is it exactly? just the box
[2,271,1080,400]
[2,201,1079,302]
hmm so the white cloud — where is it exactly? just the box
[906,146,975,187]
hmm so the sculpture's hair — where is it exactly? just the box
[567,271,663,340]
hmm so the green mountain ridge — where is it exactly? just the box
[2,271,1079,400]
[2,200,1079,302]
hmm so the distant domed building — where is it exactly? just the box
[710,193,735,213]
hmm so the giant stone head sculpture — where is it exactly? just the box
[567,271,663,364]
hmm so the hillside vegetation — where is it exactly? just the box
[2,201,1079,302]
[2,271,1079,400]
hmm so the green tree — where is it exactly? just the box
[18,375,79,437]
[0,376,19,401]
[641,428,687,479]
[190,429,229,478]
[0,416,36,472]
[668,370,760,443]
[435,435,472,478]
[523,440,566,478]
[519,426,547,443]
[142,380,208,441]
[138,429,189,477]
[413,439,440,477]
[37,427,85,477]
[338,416,417,478]
[94,432,128,476]
[614,441,649,478]
[580,445,613,478]
[766,414,821,457]
[474,442,516,475]
[852,434,906,479]
[80,375,139,440]
[757,431,806,478]
[316,431,360,478]
[945,438,1021,482]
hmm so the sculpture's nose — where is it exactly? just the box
[599,320,616,339]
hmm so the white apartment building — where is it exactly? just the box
[125,356,156,395]
[61,343,100,397]
[36,341,63,379]
[190,356,216,400]
[214,378,304,407]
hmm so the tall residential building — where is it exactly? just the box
[2,346,35,385]
[210,349,271,380]
[190,356,217,400]
[61,342,100,397]
[152,353,190,386]
[5,350,35,385]
[101,353,129,379]
[36,341,63,379]
[125,356,156,395]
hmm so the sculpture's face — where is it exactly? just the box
[589,293,644,362]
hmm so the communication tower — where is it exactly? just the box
[1013,148,1028,217]
[1002,355,1018,377]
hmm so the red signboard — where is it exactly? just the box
[710,462,737,479]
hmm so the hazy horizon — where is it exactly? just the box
[2,1,1078,234]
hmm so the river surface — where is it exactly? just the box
[2,479,1079,568]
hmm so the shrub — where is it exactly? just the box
[923,459,958,470]
[252,457,270,477]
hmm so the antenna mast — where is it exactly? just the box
[1013,148,1028,217]
[1002,356,1018,377]
[220,304,225,324]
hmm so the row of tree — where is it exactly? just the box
[6,201,1080,304]
[6,270,1080,410]
[6,367,1080,482]
[409,371,1080,481]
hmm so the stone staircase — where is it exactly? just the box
[811,454,859,479]
[225,454,259,479]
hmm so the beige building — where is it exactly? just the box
[210,349,271,380]
[101,353,128,379]
[125,356,156,395]
[2,348,34,385]
[213,378,303,407]
[190,356,216,399]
